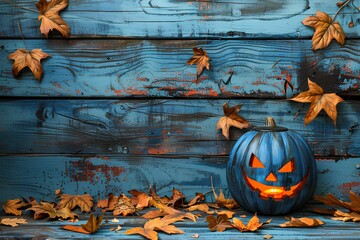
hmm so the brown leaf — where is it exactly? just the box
[302,11,345,50]
[55,189,62,196]
[233,214,271,232]
[28,202,77,220]
[314,191,360,213]
[156,203,197,222]
[2,199,28,216]
[129,190,150,209]
[211,179,239,209]
[263,234,273,239]
[81,213,103,233]
[206,214,233,232]
[36,0,70,38]
[58,194,93,213]
[126,227,158,240]
[0,218,28,227]
[8,49,50,81]
[186,47,210,78]
[167,188,185,207]
[97,193,119,212]
[187,193,205,206]
[279,217,324,227]
[142,209,166,219]
[187,204,211,213]
[62,225,91,234]
[331,210,360,222]
[290,79,344,125]
[216,210,235,219]
[113,194,136,216]
[216,102,251,140]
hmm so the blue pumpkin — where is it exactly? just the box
[227,117,317,215]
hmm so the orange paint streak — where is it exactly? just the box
[338,182,360,194]
[147,146,177,155]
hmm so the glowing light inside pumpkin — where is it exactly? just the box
[264,188,284,195]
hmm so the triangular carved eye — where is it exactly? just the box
[249,154,265,168]
[279,159,296,173]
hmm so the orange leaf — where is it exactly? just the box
[211,179,239,209]
[97,193,119,212]
[279,217,324,227]
[113,194,136,216]
[156,203,197,222]
[233,214,271,232]
[206,214,233,232]
[27,202,77,220]
[290,79,344,125]
[142,209,166,219]
[216,210,235,219]
[187,193,205,206]
[216,102,251,140]
[129,190,150,209]
[8,49,50,81]
[187,204,211,213]
[331,210,360,222]
[58,194,93,213]
[81,213,103,233]
[186,47,210,78]
[2,199,28,216]
[315,191,360,213]
[126,227,158,240]
[302,11,345,50]
[36,0,70,38]
[0,218,28,227]
[62,225,90,234]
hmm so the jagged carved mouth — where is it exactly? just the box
[242,168,309,200]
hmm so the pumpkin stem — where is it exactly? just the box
[265,117,276,127]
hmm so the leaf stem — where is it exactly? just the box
[333,0,352,21]
[17,22,28,51]
[3,0,38,13]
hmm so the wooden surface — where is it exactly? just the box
[0,204,359,239]
[1,0,360,238]
[0,39,360,98]
[0,0,359,39]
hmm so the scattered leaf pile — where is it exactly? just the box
[314,191,360,222]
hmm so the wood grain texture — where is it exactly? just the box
[1,39,359,97]
[0,99,359,157]
[0,0,360,38]
[0,155,358,203]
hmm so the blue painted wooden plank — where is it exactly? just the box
[0,39,359,97]
[0,0,359,38]
[0,99,358,156]
[0,155,358,205]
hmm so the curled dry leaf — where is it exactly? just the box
[279,217,324,228]
[8,49,50,81]
[187,204,211,214]
[0,218,28,227]
[129,189,150,210]
[2,199,28,216]
[63,213,103,234]
[36,0,70,37]
[186,47,210,78]
[27,202,77,220]
[331,210,360,222]
[216,102,251,140]
[187,193,205,206]
[97,193,118,212]
[290,79,344,125]
[155,203,197,222]
[206,214,233,232]
[58,194,93,213]
[232,214,271,232]
[216,210,235,219]
[302,11,345,50]
[314,191,360,213]
[211,178,239,209]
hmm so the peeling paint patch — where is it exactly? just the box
[338,181,360,194]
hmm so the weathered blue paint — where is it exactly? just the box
[227,118,317,215]
[0,0,359,38]
[0,39,359,97]
[0,99,358,156]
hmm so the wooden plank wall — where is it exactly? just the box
[0,0,359,203]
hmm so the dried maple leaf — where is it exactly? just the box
[216,102,251,140]
[156,203,197,222]
[167,188,186,207]
[206,214,233,232]
[0,218,28,227]
[211,179,239,209]
[186,47,210,78]
[58,194,93,213]
[63,213,103,234]
[187,193,205,206]
[97,193,119,212]
[302,11,345,50]
[232,214,271,232]
[142,209,166,219]
[113,194,136,216]
[290,79,344,125]
[279,217,324,227]
[126,216,184,240]
[129,189,150,209]
[8,49,50,81]
[187,204,212,214]
[2,199,28,216]
[28,202,77,220]
[331,210,360,222]
[36,0,70,38]
[216,210,235,219]
[315,191,360,213]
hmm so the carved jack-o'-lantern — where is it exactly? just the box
[227,117,317,215]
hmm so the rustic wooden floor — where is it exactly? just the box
[0,203,359,239]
